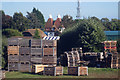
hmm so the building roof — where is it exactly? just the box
[45,18,53,28]
[104,31,120,36]
[23,29,47,38]
[54,17,62,28]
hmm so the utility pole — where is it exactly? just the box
[76,0,80,19]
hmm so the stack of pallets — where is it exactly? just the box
[8,38,19,71]
[8,37,58,72]
[42,40,57,66]
[111,52,119,69]
[19,39,31,72]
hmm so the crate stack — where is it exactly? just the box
[31,39,43,65]
[8,38,19,71]
[19,38,31,72]
[111,52,119,69]
[104,41,117,56]
[42,40,57,66]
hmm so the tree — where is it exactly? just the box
[61,15,74,29]
[27,8,45,30]
[2,36,8,69]
[33,29,41,39]
[1,10,14,30]
[58,18,106,56]
[32,8,45,25]
[13,12,31,32]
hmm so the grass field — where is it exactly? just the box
[5,67,119,78]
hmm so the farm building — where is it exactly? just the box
[45,14,65,36]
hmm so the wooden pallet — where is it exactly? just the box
[19,61,31,72]
[8,38,19,46]
[19,47,31,61]
[8,46,19,55]
[68,66,88,76]
[42,56,57,64]
[42,40,57,47]
[43,48,56,56]
[32,64,48,74]
[8,62,19,71]
[8,55,19,62]
[19,39,30,47]
[44,66,63,76]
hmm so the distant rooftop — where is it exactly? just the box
[104,31,120,40]
[104,31,120,36]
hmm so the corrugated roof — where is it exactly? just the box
[104,31,120,36]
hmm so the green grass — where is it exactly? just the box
[5,67,119,78]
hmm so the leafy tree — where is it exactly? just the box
[1,10,14,30]
[13,12,31,32]
[101,18,120,31]
[58,18,106,56]
[61,15,74,29]
[33,29,41,39]
[33,8,45,25]
[2,36,8,69]
[27,8,45,30]
[2,29,23,38]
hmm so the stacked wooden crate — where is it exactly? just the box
[104,41,117,55]
[42,40,57,66]
[44,66,63,76]
[111,52,118,69]
[68,66,88,76]
[31,39,43,65]
[8,38,19,71]
[8,37,58,72]
[19,39,31,72]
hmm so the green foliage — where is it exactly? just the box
[1,10,14,30]
[61,15,74,29]
[33,29,41,39]
[2,29,23,38]
[2,36,8,69]
[13,12,31,32]
[58,18,106,55]
[27,8,45,30]
[101,18,120,31]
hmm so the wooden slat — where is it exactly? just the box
[42,56,57,64]
[8,46,19,55]
[8,55,19,62]
[43,48,56,56]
